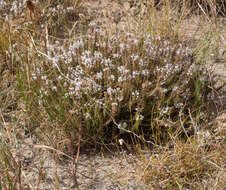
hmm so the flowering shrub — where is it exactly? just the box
[15,22,212,148]
[0,0,217,149]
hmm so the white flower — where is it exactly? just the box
[131,54,139,61]
[94,51,102,59]
[67,6,73,11]
[89,21,96,26]
[142,69,149,76]
[133,39,138,45]
[119,139,124,146]
[41,75,47,80]
[85,113,91,119]
[122,122,127,128]
[136,114,144,121]
[109,74,115,81]
[96,72,103,80]
[107,87,114,95]
[172,86,178,92]
[52,86,57,91]
[32,73,37,80]
[132,71,140,78]
[162,107,169,114]
[119,43,125,52]
[111,102,118,106]
[113,53,120,58]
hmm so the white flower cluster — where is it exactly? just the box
[6,0,26,18]
[0,0,6,9]
[27,21,197,125]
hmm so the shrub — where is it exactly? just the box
[15,22,213,151]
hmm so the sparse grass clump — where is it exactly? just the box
[0,139,22,190]
[137,136,225,189]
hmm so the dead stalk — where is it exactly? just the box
[72,111,82,189]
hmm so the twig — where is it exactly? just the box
[197,2,211,23]
[179,111,190,140]
[104,109,162,148]
[28,32,75,82]
[34,145,74,160]
[71,110,82,189]
[188,108,198,135]
[205,160,224,171]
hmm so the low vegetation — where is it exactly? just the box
[0,0,225,189]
